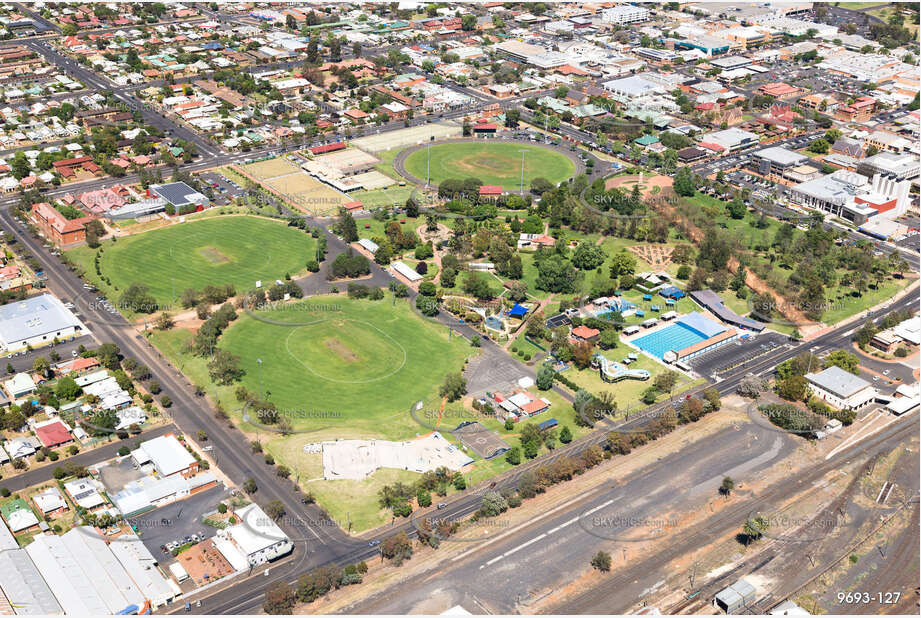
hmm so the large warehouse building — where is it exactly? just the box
[0,294,86,352]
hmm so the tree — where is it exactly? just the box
[822,350,859,375]
[55,377,82,401]
[535,254,577,293]
[440,373,467,402]
[480,491,508,517]
[572,242,607,270]
[505,446,521,465]
[121,284,158,313]
[338,209,358,242]
[208,349,245,385]
[777,375,808,401]
[32,357,50,377]
[673,166,695,196]
[591,551,612,572]
[461,13,477,30]
[653,370,678,394]
[264,500,286,521]
[608,252,637,279]
[96,343,121,370]
[536,364,555,390]
[380,531,413,564]
[808,138,829,154]
[720,476,735,497]
[243,478,258,494]
[741,516,769,545]
[559,425,572,444]
[264,582,296,614]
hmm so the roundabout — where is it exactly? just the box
[397,138,581,191]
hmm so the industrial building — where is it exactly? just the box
[0,294,86,352]
[804,366,876,411]
[787,169,912,225]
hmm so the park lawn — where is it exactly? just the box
[822,279,907,325]
[218,294,471,442]
[67,216,315,313]
[838,2,883,7]
[509,252,553,301]
[351,185,414,209]
[561,354,671,407]
[403,142,576,192]
[356,215,421,242]
[716,289,754,318]
[374,148,404,180]
[509,335,545,359]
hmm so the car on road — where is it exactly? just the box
[368,540,381,547]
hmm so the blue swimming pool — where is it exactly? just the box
[633,323,708,359]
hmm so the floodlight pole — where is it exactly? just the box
[518,149,528,196]
[257,358,263,399]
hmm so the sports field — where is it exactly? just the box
[221,294,471,441]
[403,141,576,191]
[68,216,315,310]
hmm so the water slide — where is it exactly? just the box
[593,352,650,383]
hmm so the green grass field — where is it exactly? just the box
[68,216,315,311]
[403,142,576,191]
[219,294,471,441]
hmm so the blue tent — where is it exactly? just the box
[651,304,660,312]
[635,309,645,317]
[508,304,528,318]
[658,285,686,300]
[665,299,676,306]
[642,294,653,301]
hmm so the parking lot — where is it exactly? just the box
[690,332,791,377]
[129,484,230,559]
[199,171,245,205]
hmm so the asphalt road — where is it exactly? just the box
[343,420,799,614]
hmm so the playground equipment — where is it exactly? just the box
[592,352,650,383]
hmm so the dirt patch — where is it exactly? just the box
[628,244,673,270]
[606,174,673,198]
[324,337,360,363]
[175,538,235,586]
[196,245,231,265]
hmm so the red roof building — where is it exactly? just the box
[571,325,601,341]
[35,421,73,449]
[310,142,347,155]
[479,185,503,196]
[30,202,91,247]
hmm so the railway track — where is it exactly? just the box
[552,418,917,614]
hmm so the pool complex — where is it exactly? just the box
[632,313,727,360]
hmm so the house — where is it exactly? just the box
[132,435,198,479]
[571,325,600,342]
[4,437,37,460]
[1,498,40,533]
[517,233,556,249]
[804,366,876,411]
[32,487,67,516]
[4,372,36,398]
[34,419,73,449]
[62,478,106,511]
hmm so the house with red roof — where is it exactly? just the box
[479,185,503,198]
[571,325,600,342]
[35,420,73,449]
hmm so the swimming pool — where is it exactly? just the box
[632,322,709,359]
